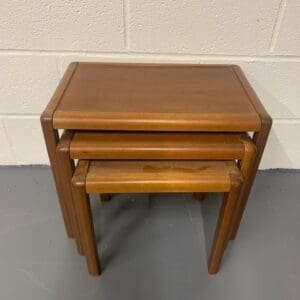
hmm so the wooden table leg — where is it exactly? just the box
[230,119,272,240]
[193,193,206,202]
[100,194,112,202]
[41,118,74,238]
[40,62,78,239]
[229,136,256,240]
[230,65,272,240]
[208,174,242,274]
[57,131,84,255]
[72,161,101,276]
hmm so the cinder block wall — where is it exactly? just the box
[0,1,299,168]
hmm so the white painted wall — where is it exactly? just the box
[0,0,299,168]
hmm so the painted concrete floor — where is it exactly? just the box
[0,166,299,300]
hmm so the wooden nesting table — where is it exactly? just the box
[41,62,271,275]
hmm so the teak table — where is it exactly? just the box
[41,62,272,273]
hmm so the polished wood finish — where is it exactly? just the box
[70,132,245,160]
[230,66,272,239]
[86,160,239,193]
[56,130,84,255]
[40,62,78,238]
[229,135,257,239]
[53,63,260,132]
[55,130,112,254]
[72,159,242,275]
[59,130,256,239]
[41,63,272,269]
[208,174,242,274]
[72,161,101,276]
[58,130,256,252]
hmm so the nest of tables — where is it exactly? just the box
[41,63,272,276]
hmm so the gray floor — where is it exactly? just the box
[0,167,299,300]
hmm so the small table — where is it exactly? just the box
[41,62,271,240]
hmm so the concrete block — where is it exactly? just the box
[0,56,59,114]
[128,0,280,55]
[2,117,48,165]
[273,0,300,55]
[0,0,124,51]
[235,61,300,119]
[260,121,300,169]
[0,120,15,165]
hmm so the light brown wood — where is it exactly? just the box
[70,132,245,160]
[72,159,242,275]
[72,161,101,276]
[230,122,271,239]
[56,130,84,255]
[40,62,78,238]
[57,130,257,258]
[229,135,257,239]
[56,131,112,249]
[53,63,261,131]
[86,160,239,193]
[58,130,256,241]
[41,62,272,254]
[208,174,243,274]
[231,66,272,239]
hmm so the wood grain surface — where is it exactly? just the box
[70,131,245,160]
[53,63,261,131]
[85,160,240,193]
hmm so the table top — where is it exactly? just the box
[69,131,246,160]
[51,62,264,132]
[83,160,240,193]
